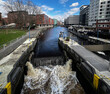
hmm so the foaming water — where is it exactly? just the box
[21,60,85,94]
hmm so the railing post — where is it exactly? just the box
[108,58,110,72]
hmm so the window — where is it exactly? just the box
[101,2,106,4]
[106,12,110,14]
[107,8,110,10]
[100,5,102,8]
[108,1,110,3]
[107,25,109,27]
[106,15,110,18]
[107,5,110,7]
[100,12,102,14]
[100,9,104,11]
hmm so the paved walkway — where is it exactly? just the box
[0,28,43,60]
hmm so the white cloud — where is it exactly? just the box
[70,2,79,7]
[52,8,79,22]
[66,8,79,15]
[0,0,7,17]
[59,0,68,4]
[41,5,54,11]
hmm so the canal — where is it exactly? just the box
[22,26,110,94]
[22,26,86,94]
[34,26,88,57]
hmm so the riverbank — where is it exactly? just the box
[0,27,52,60]
[0,29,26,49]
[0,27,52,91]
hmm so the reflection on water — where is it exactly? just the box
[34,26,89,57]
[34,27,69,57]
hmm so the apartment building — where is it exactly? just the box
[89,0,99,26]
[89,0,110,32]
[96,0,110,32]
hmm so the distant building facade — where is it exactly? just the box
[8,11,28,27]
[96,0,110,32]
[96,19,110,32]
[79,5,89,26]
[64,15,79,25]
[53,19,57,26]
[89,0,99,26]
[2,18,8,25]
[89,0,110,32]
[36,14,49,26]
[28,14,36,26]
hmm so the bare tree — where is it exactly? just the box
[4,0,42,28]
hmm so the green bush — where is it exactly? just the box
[65,37,70,41]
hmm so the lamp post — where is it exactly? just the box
[28,25,31,41]
[96,20,99,38]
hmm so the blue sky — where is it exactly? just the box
[32,0,90,21]
[0,0,90,21]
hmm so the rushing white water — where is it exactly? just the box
[21,59,85,94]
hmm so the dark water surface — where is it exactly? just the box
[34,26,88,57]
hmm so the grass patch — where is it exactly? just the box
[0,29,26,47]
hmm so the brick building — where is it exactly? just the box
[28,14,36,26]
[36,14,49,26]
[8,11,28,27]
[2,18,8,25]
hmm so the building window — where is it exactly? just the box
[108,1,110,3]
[107,5,110,7]
[101,2,106,4]
[106,15,110,17]
[106,12,110,14]
[107,8,110,10]
[100,9,104,11]
[100,12,102,14]
[100,5,103,8]
[107,25,109,27]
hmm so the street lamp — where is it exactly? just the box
[96,20,99,38]
[28,25,31,41]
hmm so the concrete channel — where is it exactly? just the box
[0,27,52,94]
